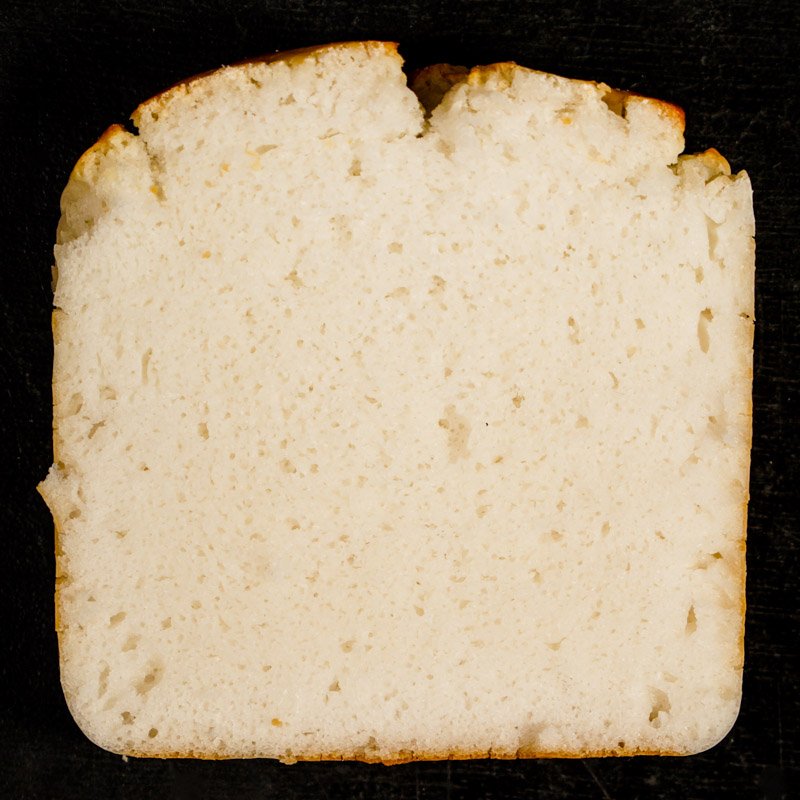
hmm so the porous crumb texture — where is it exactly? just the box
[40,41,755,761]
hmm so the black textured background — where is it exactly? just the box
[1,1,797,798]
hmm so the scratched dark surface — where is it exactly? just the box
[1,1,797,798]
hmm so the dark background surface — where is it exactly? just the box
[1,1,797,798]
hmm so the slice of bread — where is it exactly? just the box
[39,41,755,762]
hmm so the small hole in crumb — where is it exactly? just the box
[648,688,672,726]
[686,605,697,634]
[698,308,713,353]
[148,728,158,738]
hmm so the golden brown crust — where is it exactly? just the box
[699,147,732,174]
[67,124,129,183]
[737,301,756,673]
[624,92,685,131]
[117,743,688,763]
[38,312,70,718]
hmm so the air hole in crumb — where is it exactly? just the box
[271,718,283,727]
[698,308,713,353]
[340,640,355,653]
[694,266,704,284]
[438,405,471,462]
[68,508,81,520]
[567,316,582,344]
[686,605,697,634]
[161,617,171,629]
[635,318,645,330]
[98,665,110,698]
[135,665,163,695]
[88,420,106,439]
[65,392,84,416]
[387,242,403,254]
[121,635,139,652]
[348,158,362,176]
[601,89,627,117]
[109,612,126,627]
[198,422,209,439]
[329,680,341,692]
[429,275,446,294]
[148,728,158,738]
[648,688,672,727]
[512,394,524,408]
[121,711,134,725]
[141,348,153,384]
[706,215,720,260]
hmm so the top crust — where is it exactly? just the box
[132,41,402,127]
[412,61,685,133]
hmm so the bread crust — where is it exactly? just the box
[43,40,750,763]
[411,61,685,132]
[116,744,688,763]
[132,41,400,127]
